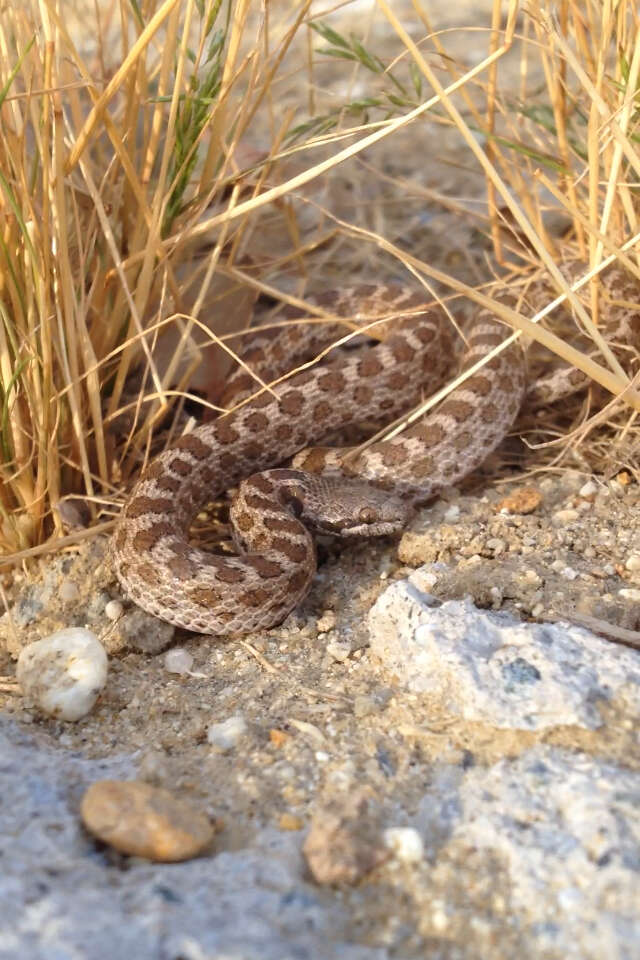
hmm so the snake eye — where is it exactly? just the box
[358,507,377,524]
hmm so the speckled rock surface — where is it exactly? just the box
[368,583,640,730]
[0,717,387,960]
[424,746,640,959]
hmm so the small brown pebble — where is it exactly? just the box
[80,780,214,862]
[495,487,542,515]
[269,728,289,748]
[279,813,303,831]
[617,471,631,486]
[303,789,390,886]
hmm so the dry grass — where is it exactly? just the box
[0,0,638,565]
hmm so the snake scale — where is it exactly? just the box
[112,283,528,634]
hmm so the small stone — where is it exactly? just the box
[117,606,174,654]
[619,588,640,602]
[552,508,579,526]
[303,790,390,885]
[164,648,194,674]
[579,480,598,497]
[522,569,542,586]
[104,599,123,621]
[269,728,289,748]
[353,694,378,718]
[486,537,505,555]
[625,555,640,572]
[316,610,337,633]
[59,581,79,602]
[561,566,578,581]
[383,827,424,864]
[443,504,460,521]
[495,487,542,514]
[326,638,351,662]
[17,628,107,722]
[207,714,248,751]
[279,813,303,831]
[80,780,213,861]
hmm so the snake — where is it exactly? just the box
[111,282,528,634]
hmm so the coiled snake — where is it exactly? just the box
[111,283,529,634]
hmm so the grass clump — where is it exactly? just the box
[0,0,639,568]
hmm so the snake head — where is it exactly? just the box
[304,479,413,538]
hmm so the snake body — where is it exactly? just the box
[112,284,525,634]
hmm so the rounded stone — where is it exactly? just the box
[80,780,214,861]
[164,648,194,674]
[17,628,108,722]
[384,826,424,864]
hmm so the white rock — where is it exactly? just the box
[164,648,194,674]
[368,575,640,730]
[619,588,640,602]
[17,628,108,722]
[625,555,640,572]
[104,599,123,621]
[428,746,640,960]
[384,827,424,864]
[579,480,598,497]
[207,714,247,751]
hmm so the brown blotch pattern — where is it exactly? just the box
[481,402,498,423]
[189,586,223,607]
[173,434,212,460]
[247,474,275,495]
[287,569,310,593]
[388,337,414,364]
[242,587,271,608]
[157,475,181,494]
[354,384,373,405]
[245,411,269,433]
[412,423,445,447]
[275,422,294,442]
[242,441,262,461]
[313,401,332,422]
[172,556,197,581]
[441,399,474,423]
[293,448,328,473]
[280,391,305,416]
[453,431,472,451]
[263,515,302,535]
[244,493,276,512]
[385,370,407,391]
[168,457,192,477]
[464,375,493,397]
[126,496,174,519]
[317,371,346,393]
[358,354,383,378]
[271,537,308,563]
[247,556,283,578]
[234,511,254,532]
[412,455,435,477]
[132,521,174,551]
[212,563,246,584]
[415,323,437,345]
[215,418,241,445]
[143,460,165,480]
[378,442,406,467]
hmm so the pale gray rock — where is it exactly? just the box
[427,746,640,960]
[17,628,108,722]
[0,716,387,960]
[368,578,640,729]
